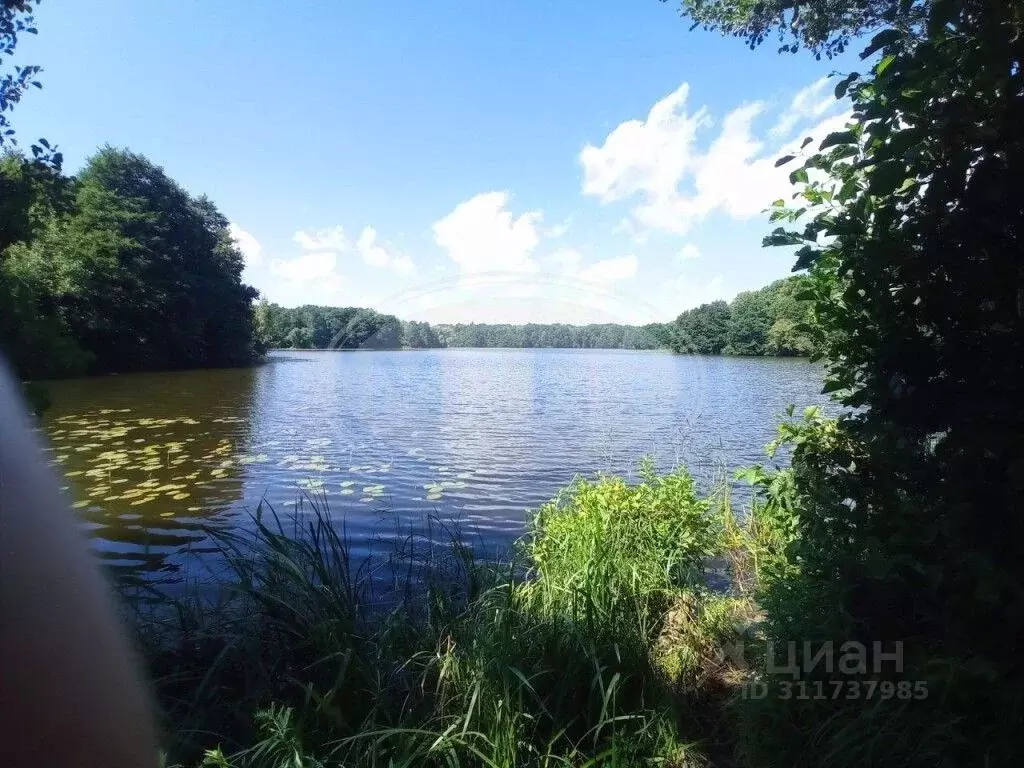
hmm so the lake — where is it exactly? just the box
[41,349,827,586]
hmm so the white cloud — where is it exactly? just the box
[771,77,836,138]
[356,226,389,267]
[581,83,708,207]
[293,225,348,252]
[268,229,347,304]
[581,81,851,238]
[679,244,700,261]
[228,223,262,266]
[269,250,338,282]
[433,191,542,274]
[355,226,416,276]
[578,254,638,284]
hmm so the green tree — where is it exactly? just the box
[670,299,731,354]
[3,147,259,375]
[679,0,1024,763]
[724,289,772,355]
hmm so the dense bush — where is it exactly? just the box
[677,0,1024,764]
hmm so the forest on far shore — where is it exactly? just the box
[256,275,816,355]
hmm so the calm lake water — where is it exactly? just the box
[42,349,827,586]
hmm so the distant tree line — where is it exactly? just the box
[258,279,817,355]
[255,303,672,351]
[667,276,816,356]
[253,302,414,350]
[432,322,671,349]
[0,148,260,380]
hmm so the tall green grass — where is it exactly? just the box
[125,466,760,767]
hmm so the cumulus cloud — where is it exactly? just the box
[356,226,416,276]
[581,83,708,207]
[262,226,348,305]
[293,225,348,252]
[270,250,338,282]
[433,191,542,274]
[771,77,836,138]
[228,223,262,266]
[580,80,850,238]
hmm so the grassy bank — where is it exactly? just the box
[123,464,781,767]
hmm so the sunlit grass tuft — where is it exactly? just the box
[128,465,760,767]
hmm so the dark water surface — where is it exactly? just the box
[41,349,827,585]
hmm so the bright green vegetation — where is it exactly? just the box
[666,276,816,356]
[128,465,774,767]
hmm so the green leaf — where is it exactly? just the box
[775,154,796,167]
[867,160,908,196]
[896,177,919,195]
[861,29,902,59]
[834,72,859,99]
[789,168,809,185]
[875,54,896,75]
[819,130,856,150]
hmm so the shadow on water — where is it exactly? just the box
[41,366,259,587]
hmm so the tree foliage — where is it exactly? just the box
[681,0,1024,764]
[1,148,260,378]
[668,275,815,355]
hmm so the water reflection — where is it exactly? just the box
[41,351,829,586]
[42,367,258,584]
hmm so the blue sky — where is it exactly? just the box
[14,0,854,324]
